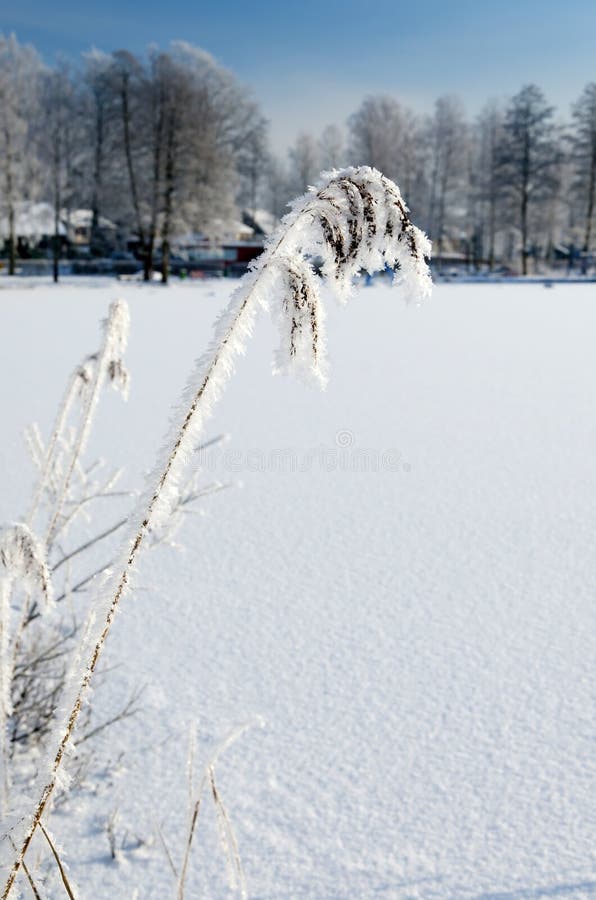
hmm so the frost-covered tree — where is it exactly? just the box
[164,43,264,245]
[319,124,345,170]
[349,97,427,218]
[425,95,468,262]
[37,62,81,282]
[288,132,320,194]
[570,83,596,255]
[349,96,404,181]
[236,112,269,219]
[0,34,42,274]
[81,49,119,255]
[103,43,264,279]
[153,51,193,283]
[475,102,505,270]
[108,49,159,279]
[499,85,561,274]
[263,156,293,222]
[459,123,483,270]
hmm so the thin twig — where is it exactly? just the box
[51,519,127,574]
[8,837,41,900]
[209,766,246,898]
[77,687,144,745]
[38,821,76,900]
[155,820,178,880]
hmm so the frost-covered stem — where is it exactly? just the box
[0,526,53,816]
[7,840,39,900]
[26,368,82,531]
[0,582,12,808]
[177,719,260,900]
[10,306,127,727]
[2,168,430,895]
[12,369,79,698]
[45,302,128,549]
[38,822,76,900]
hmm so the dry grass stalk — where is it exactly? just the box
[7,838,40,900]
[209,766,246,899]
[38,822,76,900]
[176,718,261,899]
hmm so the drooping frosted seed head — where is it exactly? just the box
[0,523,54,608]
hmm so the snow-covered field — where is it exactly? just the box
[0,277,595,898]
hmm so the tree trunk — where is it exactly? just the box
[583,145,596,254]
[146,92,164,283]
[487,163,497,272]
[161,117,176,286]
[520,187,528,275]
[53,129,61,284]
[143,239,154,281]
[120,73,146,277]
[7,203,15,276]
[520,130,531,276]
[90,100,104,255]
[4,129,16,276]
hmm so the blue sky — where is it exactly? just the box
[4,0,595,151]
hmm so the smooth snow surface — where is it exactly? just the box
[0,278,594,898]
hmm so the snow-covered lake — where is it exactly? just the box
[1,278,595,898]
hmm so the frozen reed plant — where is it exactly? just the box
[1,166,432,896]
[31,299,130,546]
[0,302,131,897]
[6,301,131,772]
[0,526,53,806]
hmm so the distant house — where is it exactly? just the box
[242,208,276,237]
[0,202,67,256]
[0,202,122,259]
[63,209,118,251]
[166,215,267,276]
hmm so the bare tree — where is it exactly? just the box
[236,116,270,219]
[170,42,265,232]
[348,97,425,212]
[349,96,402,177]
[81,50,118,255]
[264,156,292,222]
[109,50,156,279]
[426,95,468,263]
[319,124,345,170]
[499,85,560,274]
[571,83,596,256]
[288,132,319,194]
[37,63,80,283]
[476,102,504,270]
[0,34,42,274]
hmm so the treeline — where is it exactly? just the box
[2,32,596,279]
[0,34,267,280]
[280,88,596,275]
